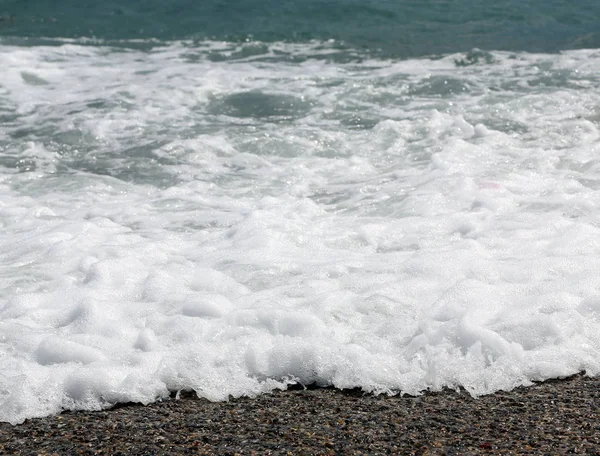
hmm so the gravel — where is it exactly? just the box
[2,373,600,455]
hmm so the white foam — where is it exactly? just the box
[2,42,600,424]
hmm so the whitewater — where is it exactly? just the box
[2,41,600,424]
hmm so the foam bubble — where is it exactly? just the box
[2,42,600,424]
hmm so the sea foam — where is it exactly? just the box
[2,42,600,424]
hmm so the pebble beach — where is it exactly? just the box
[2,373,599,455]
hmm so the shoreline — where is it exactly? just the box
[2,374,599,455]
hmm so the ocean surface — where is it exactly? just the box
[2,1,600,424]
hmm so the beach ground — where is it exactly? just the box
[1,373,599,455]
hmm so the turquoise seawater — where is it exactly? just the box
[1,0,600,56]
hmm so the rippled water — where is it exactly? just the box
[2,0,600,56]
